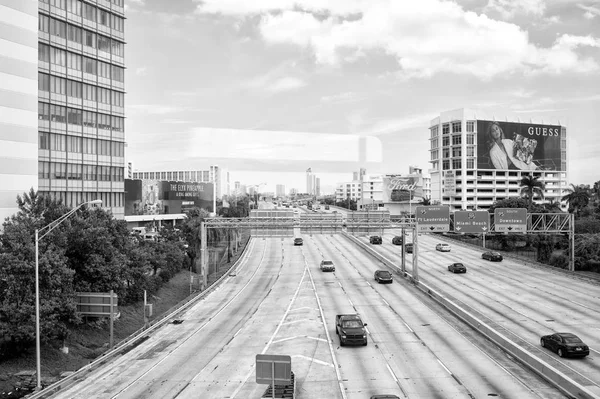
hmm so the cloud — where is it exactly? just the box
[127,104,196,115]
[135,67,147,76]
[128,0,145,5]
[268,77,307,92]
[358,112,435,136]
[195,0,600,80]
[244,62,307,93]
[578,3,600,19]
[484,0,545,19]
[321,91,358,103]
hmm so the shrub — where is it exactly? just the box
[549,253,569,269]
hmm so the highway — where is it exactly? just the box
[48,231,572,399]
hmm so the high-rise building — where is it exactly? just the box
[306,167,313,195]
[0,1,39,224]
[37,0,127,217]
[276,184,286,197]
[315,177,321,197]
[429,108,568,210]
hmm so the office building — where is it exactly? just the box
[429,109,569,211]
[0,1,39,224]
[37,0,126,217]
[276,184,285,197]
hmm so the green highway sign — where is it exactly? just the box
[454,211,490,233]
[415,206,450,232]
[494,208,527,232]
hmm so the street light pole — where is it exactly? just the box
[34,199,102,390]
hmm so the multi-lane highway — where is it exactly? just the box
[47,228,591,399]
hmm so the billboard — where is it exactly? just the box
[124,179,214,216]
[477,120,562,171]
[382,175,423,202]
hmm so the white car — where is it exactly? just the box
[320,260,335,272]
[436,243,451,252]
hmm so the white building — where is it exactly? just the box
[429,108,568,211]
[335,181,363,202]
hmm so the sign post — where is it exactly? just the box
[494,208,527,233]
[256,354,292,398]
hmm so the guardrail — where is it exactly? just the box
[341,232,600,399]
[28,239,255,399]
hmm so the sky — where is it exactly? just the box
[124,0,600,195]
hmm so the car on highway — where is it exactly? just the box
[369,235,383,244]
[436,243,451,252]
[540,332,589,358]
[448,262,467,273]
[405,243,413,253]
[370,396,401,399]
[325,205,330,210]
[374,270,393,284]
[482,251,503,261]
[320,260,335,272]
[294,237,303,246]
[391,236,403,245]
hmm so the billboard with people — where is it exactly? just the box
[382,175,423,202]
[477,120,563,171]
[125,179,214,216]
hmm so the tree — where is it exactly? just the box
[519,175,545,210]
[562,184,591,217]
[419,198,432,206]
[487,197,529,213]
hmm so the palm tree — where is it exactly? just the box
[519,175,545,210]
[561,184,590,216]
[419,198,432,206]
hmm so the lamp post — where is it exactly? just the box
[34,199,102,390]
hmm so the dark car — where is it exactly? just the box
[369,236,382,244]
[540,332,589,358]
[482,251,503,261]
[405,243,414,253]
[325,205,330,210]
[294,237,303,246]
[374,270,393,284]
[370,396,400,399]
[448,262,467,273]
[320,260,335,272]
[391,236,403,245]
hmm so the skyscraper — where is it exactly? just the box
[38,0,126,216]
[0,1,39,224]
[306,167,313,195]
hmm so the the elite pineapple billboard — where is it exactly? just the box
[476,120,563,171]
[125,179,214,216]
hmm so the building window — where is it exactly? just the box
[467,147,474,156]
[98,113,111,129]
[39,132,50,150]
[66,0,81,15]
[39,14,50,33]
[467,121,475,132]
[50,104,66,123]
[67,52,82,70]
[83,111,96,127]
[67,108,82,125]
[442,160,450,170]
[430,125,438,138]
[68,25,82,44]
[98,61,110,78]
[111,15,124,32]
[84,30,96,48]
[430,150,438,160]
[467,134,475,145]
[452,159,461,169]
[50,133,66,151]
[452,135,462,145]
[51,0,66,10]
[442,136,450,146]
[50,18,66,38]
[67,135,82,152]
[38,102,50,120]
[452,147,461,157]
[50,76,66,95]
[38,73,50,92]
[50,47,66,67]
[442,123,450,135]
[111,66,124,82]
[443,148,450,158]
[39,161,51,179]
[39,44,50,62]
[452,121,461,133]
[67,80,82,98]
[83,3,96,21]
[97,34,111,52]
[98,9,110,27]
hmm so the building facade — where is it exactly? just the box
[132,166,230,199]
[335,180,362,202]
[37,0,126,217]
[429,108,568,211]
[0,0,39,224]
[276,184,285,197]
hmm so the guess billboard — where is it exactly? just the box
[477,120,563,171]
[382,175,423,202]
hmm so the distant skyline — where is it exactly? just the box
[125,0,600,190]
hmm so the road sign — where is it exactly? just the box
[494,208,527,232]
[444,171,456,196]
[256,354,292,385]
[415,206,450,232]
[454,211,490,233]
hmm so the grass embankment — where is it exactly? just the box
[0,233,250,398]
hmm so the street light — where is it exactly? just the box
[34,199,102,390]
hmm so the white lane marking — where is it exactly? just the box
[233,328,242,337]
[288,307,318,313]
[305,258,349,399]
[382,298,390,307]
[348,299,354,307]
[292,354,335,368]
[272,335,328,344]
[364,326,370,335]
[231,265,309,398]
[386,364,399,382]
[437,359,452,375]
[281,318,314,326]
[402,321,414,333]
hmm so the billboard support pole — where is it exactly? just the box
[109,290,114,349]
[412,225,419,283]
[482,233,486,249]
[401,228,406,274]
